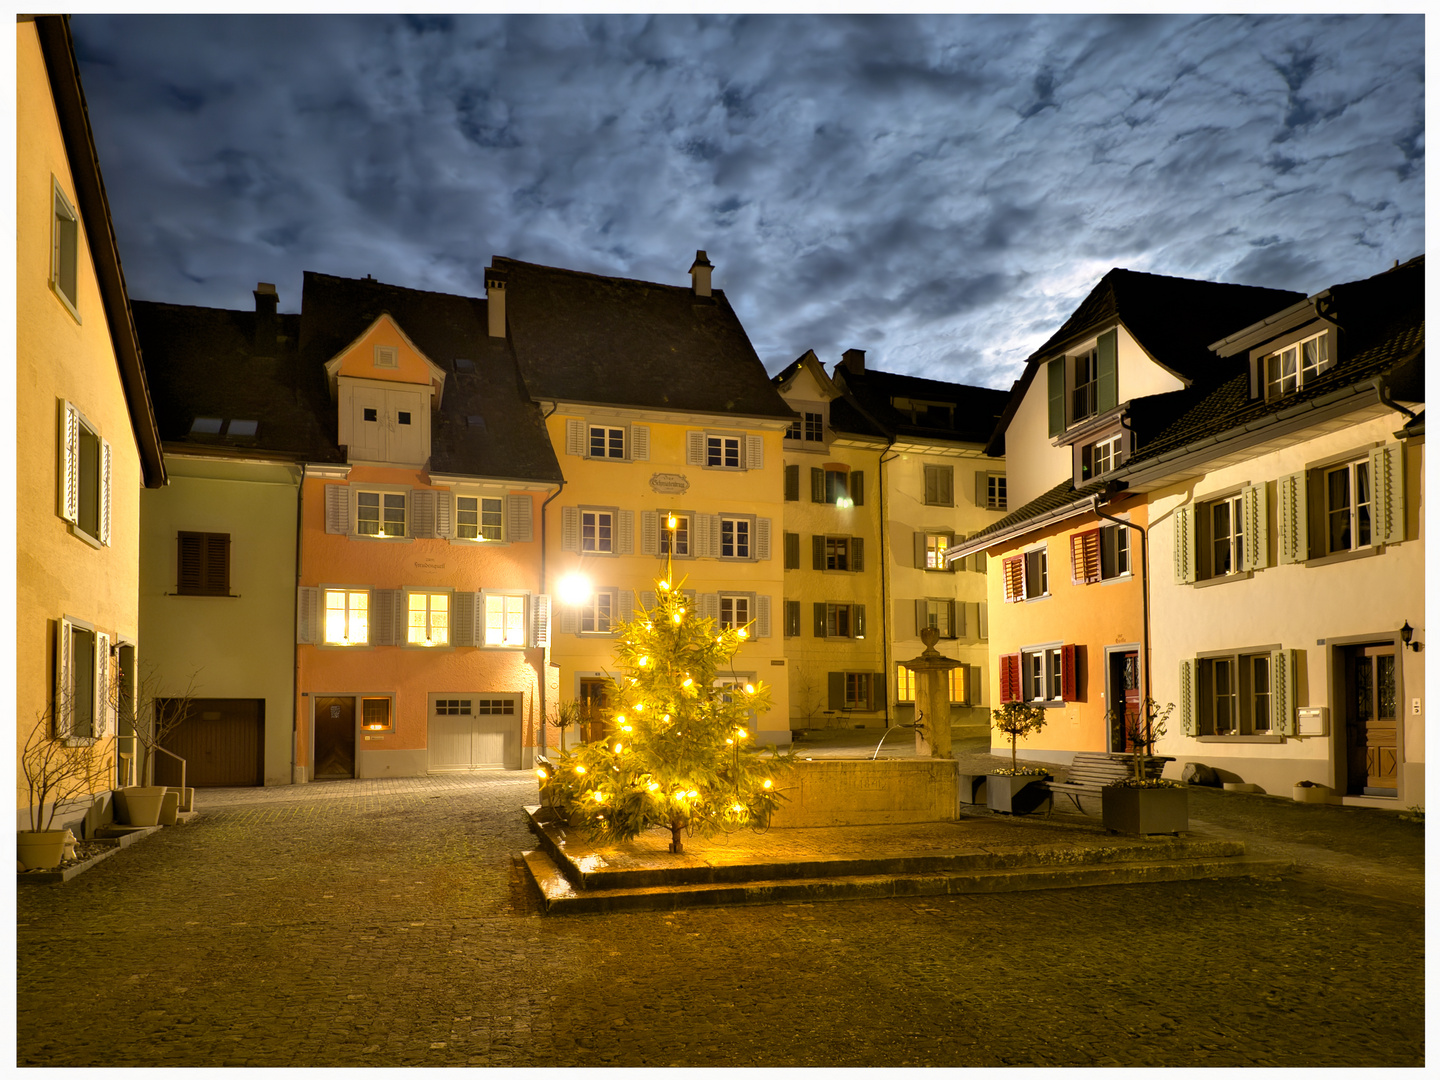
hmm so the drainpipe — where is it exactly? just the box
[1374,376,1420,423]
[1090,494,1151,740]
[878,443,899,727]
[292,463,305,785]
[537,402,566,760]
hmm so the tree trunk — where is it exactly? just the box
[669,818,684,854]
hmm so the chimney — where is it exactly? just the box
[841,348,866,373]
[485,265,507,338]
[253,282,278,357]
[689,250,713,298]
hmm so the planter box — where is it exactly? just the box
[17,830,68,870]
[116,786,168,827]
[1293,784,1331,804]
[1102,785,1188,835]
[957,773,988,806]
[987,774,1051,816]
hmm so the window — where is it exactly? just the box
[177,532,230,596]
[719,594,751,631]
[661,514,690,556]
[582,510,614,553]
[982,473,1007,510]
[998,645,1076,706]
[484,593,526,647]
[1176,482,1271,583]
[361,697,393,731]
[1072,347,1099,423]
[373,346,399,369]
[920,599,956,639]
[707,434,742,469]
[59,402,111,546]
[477,698,517,715]
[356,491,406,537]
[813,534,864,572]
[719,517,750,559]
[1264,331,1334,400]
[1047,329,1118,435]
[1070,525,1129,584]
[407,591,449,646]
[52,180,79,315]
[581,591,614,635]
[1324,460,1372,553]
[1100,524,1129,580]
[1081,434,1122,481]
[813,602,865,639]
[457,496,504,541]
[784,408,825,443]
[784,599,801,637]
[323,589,369,646]
[435,699,472,715]
[54,616,110,742]
[826,536,849,571]
[923,532,950,570]
[1211,494,1244,577]
[826,671,885,711]
[1003,546,1049,601]
[923,465,954,506]
[810,466,864,507]
[845,673,872,709]
[590,425,625,460]
[896,664,968,705]
[1195,653,1275,735]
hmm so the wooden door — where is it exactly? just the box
[579,678,611,743]
[350,387,386,460]
[385,387,428,465]
[1108,651,1140,752]
[1346,646,1397,795]
[157,698,264,787]
[313,696,356,780]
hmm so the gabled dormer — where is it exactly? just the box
[322,313,447,467]
[773,348,841,452]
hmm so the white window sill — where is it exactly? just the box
[349,534,413,543]
[1193,570,1253,588]
[69,525,104,550]
[1305,546,1382,569]
[1192,734,1286,744]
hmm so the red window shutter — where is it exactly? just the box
[1070,530,1100,585]
[1060,644,1078,701]
[999,653,1020,703]
[1003,556,1024,602]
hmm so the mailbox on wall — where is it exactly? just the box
[1296,707,1328,736]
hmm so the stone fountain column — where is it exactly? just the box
[901,627,962,759]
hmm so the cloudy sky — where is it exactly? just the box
[72,14,1424,389]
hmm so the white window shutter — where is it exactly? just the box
[631,424,650,461]
[1272,648,1299,736]
[565,418,585,456]
[756,517,772,560]
[531,594,551,648]
[94,631,111,737]
[452,590,477,647]
[1278,471,1308,564]
[701,593,720,623]
[1173,505,1195,584]
[620,589,636,625]
[410,490,437,538]
[60,402,80,524]
[641,589,657,612]
[561,506,580,552]
[978,602,989,641]
[296,586,320,644]
[1242,482,1269,571]
[435,491,454,539]
[559,602,577,635]
[369,589,392,646]
[1179,659,1196,735]
[756,594,771,638]
[953,601,966,638]
[54,617,74,738]
[98,437,113,546]
[746,434,764,470]
[325,484,350,535]
[691,513,712,558]
[686,431,705,466]
[507,494,534,543]
[1369,443,1405,546]
[617,510,635,555]
[641,511,659,556]
[709,515,722,557]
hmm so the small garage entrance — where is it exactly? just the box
[156,698,264,787]
[428,693,521,771]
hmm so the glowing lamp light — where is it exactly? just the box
[737,729,748,739]
[673,612,683,624]
[614,715,626,725]
[744,683,756,695]
[591,791,605,802]
[575,765,587,775]
[763,779,773,789]
[557,572,593,607]
[634,703,645,711]
[614,743,623,753]
[535,768,548,780]
[726,738,733,746]
[682,679,693,688]
[638,656,650,667]
[662,714,671,723]
[738,629,748,639]
[621,724,633,733]
[686,789,698,799]
[647,782,660,792]
[659,580,671,592]
[731,803,746,814]
[667,515,678,529]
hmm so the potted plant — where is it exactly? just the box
[18,715,106,870]
[987,700,1051,815]
[1102,700,1187,834]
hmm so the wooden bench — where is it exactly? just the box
[1044,753,1174,815]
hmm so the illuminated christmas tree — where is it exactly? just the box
[540,519,790,854]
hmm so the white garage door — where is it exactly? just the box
[428,694,521,771]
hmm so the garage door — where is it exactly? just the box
[428,694,521,771]
[156,698,264,787]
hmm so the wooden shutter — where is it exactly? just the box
[561,506,580,552]
[1178,659,1196,735]
[951,601,964,639]
[98,437,113,546]
[756,594,772,638]
[1060,644,1078,701]
[1096,329,1118,413]
[1272,648,1299,736]
[976,471,989,508]
[811,467,826,503]
[94,630,111,737]
[978,602,988,641]
[937,467,953,506]
[531,594,551,647]
[1047,358,1065,436]
[686,431,705,466]
[784,531,799,569]
[701,592,719,623]
[853,604,866,638]
[435,492,454,539]
[617,510,635,555]
[1278,471,1309,564]
[640,590,658,613]
[506,495,533,542]
[1071,529,1101,584]
[620,590,636,625]
[204,533,230,595]
[913,599,928,637]
[410,490,437,538]
[60,401,80,523]
[784,599,800,637]
[746,434,764,470]
[452,590,478,647]
[565,418,585,455]
[1173,505,1195,583]
[870,670,886,710]
[829,672,846,710]
[756,517,772,560]
[559,602,577,635]
[692,513,713,558]
[1002,555,1024,602]
[812,534,826,570]
[784,463,800,501]
[914,531,928,569]
[296,587,320,644]
[998,653,1020,703]
[370,589,399,646]
[851,471,864,506]
[850,536,864,572]
[54,617,73,738]
[1241,482,1268,571]
[642,511,660,555]
[325,484,350,534]
[971,545,988,574]
[814,602,828,638]
[631,424,650,461]
[1370,443,1405,546]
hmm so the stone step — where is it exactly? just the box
[520,848,1295,914]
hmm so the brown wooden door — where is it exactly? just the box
[157,698,263,787]
[1346,646,1397,795]
[313,696,356,780]
[1108,651,1140,752]
[579,678,611,743]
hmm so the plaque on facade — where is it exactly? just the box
[413,559,445,574]
[649,472,690,495]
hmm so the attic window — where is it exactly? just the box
[454,358,475,373]
[1263,330,1334,400]
[891,397,955,428]
[466,415,486,430]
[189,417,257,437]
[374,345,399,369]
[228,420,258,437]
[190,418,223,435]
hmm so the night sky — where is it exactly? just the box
[71,13,1424,389]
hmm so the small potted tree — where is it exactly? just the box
[1102,700,1187,834]
[987,700,1051,814]
[18,715,106,870]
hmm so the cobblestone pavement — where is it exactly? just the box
[17,772,1423,1068]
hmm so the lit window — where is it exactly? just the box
[589,426,625,459]
[407,591,449,646]
[1264,332,1334,399]
[924,533,949,570]
[324,589,368,645]
[896,664,966,704]
[457,496,503,541]
[356,491,406,537]
[361,697,392,730]
[485,594,526,647]
[707,435,742,468]
[581,510,614,553]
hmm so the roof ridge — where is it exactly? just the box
[303,270,487,306]
[493,256,703,295]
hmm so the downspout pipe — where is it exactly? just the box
[1089,495,1152,742]
[878,443,899,728]
[537,402,566,760]
[292,464,305,785]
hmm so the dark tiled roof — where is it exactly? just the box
[497,257,794,421]
[835,365,1010,445]
[299,272,563,483]
[965,475,1111,544]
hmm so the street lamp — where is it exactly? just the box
[557,571,592,607]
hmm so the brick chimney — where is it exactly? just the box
[485,265,507,338]
[841,348,866,373]
[253,282,278,357]
[689,250,713,297]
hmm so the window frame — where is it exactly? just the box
[1196,651,1277,737]
[922,531,953,571]
[705,432,744,470]
[51,178,81,319]
[353,487,409,540]
[718,593,753,632]
[922,464,955,507]
[455,494,505,542]
[588,424,627,461]
[1262,329,1335,401]
[814,602,865,639]
[579,589,617,635]
[718,515,754,560]
[482,591,528,649]
[660,512,691,558]
[1322,459,1372,555]
[404,588,452,648]
[984,472,1007,511]
[59,401,110,548]
[322,587,371,647]
[581,508,616,555]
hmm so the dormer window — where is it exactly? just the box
[1072,347,1099,422]
[1047,328,1118,436]
[1081,433,1122,481]
[1263,330,1333,399]
[891,397,955,428]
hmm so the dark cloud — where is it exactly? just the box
[71,13,1423,390]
